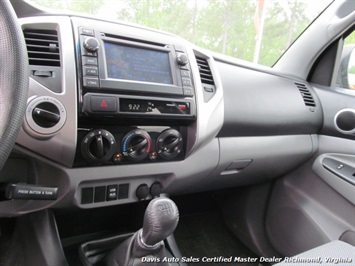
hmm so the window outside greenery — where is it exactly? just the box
[29,0,332,67]
[344,32,355,89]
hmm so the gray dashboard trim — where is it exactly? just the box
[188,48,224,153]
[69,139,220,208]
[12,138,219,211]
[1,138,218,215]
[196,135,315,192]
[7,134,318,212]
[16,17,77,167]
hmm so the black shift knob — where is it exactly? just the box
[141,197,179,246]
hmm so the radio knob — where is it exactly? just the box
[81,129,116,163]
[83,37,100,52]
[177,53,188,66]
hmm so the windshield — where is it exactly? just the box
[28,0,333,67]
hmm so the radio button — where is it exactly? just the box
[84,77,99,88]
[91,96,117,112]
[182,78,192,87]
[82,56,98,66]
[106,185,118,201]
[80,27,94,36]
[183,87,194,96]
[84,67,98,76]
[82,48,97,57]
[180,70,190,78]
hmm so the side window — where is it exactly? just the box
[336,31,355,90]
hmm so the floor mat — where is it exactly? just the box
[0,219,24,266]
[174,211,259,265]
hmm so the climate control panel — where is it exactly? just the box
[75,126,185,166]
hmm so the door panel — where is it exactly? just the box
[314,153,355,204]
[265,85,355,256]
[265,139,355,256]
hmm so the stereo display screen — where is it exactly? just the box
[104,42,173,85]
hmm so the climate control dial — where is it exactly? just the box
[81,129,116,163]
[122,129,151,161]
[156,129,183,160]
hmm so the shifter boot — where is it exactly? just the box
[103,197,179,266]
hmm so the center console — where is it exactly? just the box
[14,15,223,212]
[73,21,197,167]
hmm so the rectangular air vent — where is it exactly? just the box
[195,57,215,85]
[23,29,60,67]
[295,82,316,107]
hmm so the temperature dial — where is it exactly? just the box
[81,129,116,163]
[122,129,151,161]
[156,129,183,160]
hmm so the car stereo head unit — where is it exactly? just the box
[104,41,173,85]
[78,27,195,98]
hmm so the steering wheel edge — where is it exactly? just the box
[0,0,29,171]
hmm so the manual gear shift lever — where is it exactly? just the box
[141,197,179,246]
[104,197,179,266]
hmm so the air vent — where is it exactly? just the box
[196,57,215,85]
[23,29,60,67]
[295,82,316,107]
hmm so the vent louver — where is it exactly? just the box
[23,29,60,67]
[295,82,316,107]
[196,57,215,85]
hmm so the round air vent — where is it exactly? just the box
[25,96,66,137]
[334,109,355,134]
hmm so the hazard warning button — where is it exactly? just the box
[90,96,117,112]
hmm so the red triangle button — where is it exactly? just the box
[100,100,108,108]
